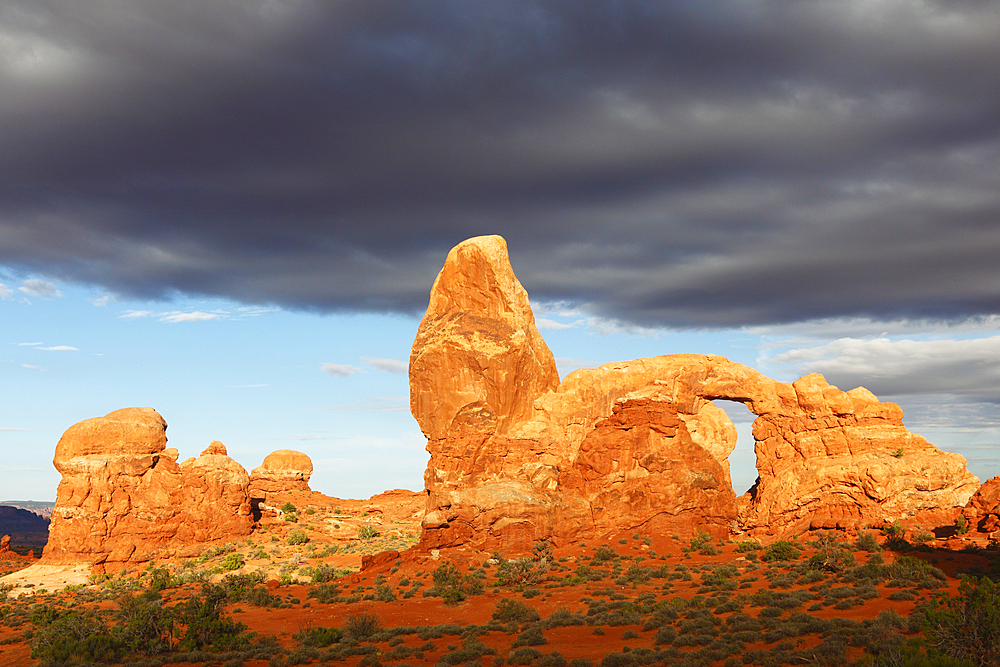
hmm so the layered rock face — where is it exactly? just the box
[411,236,980,552]
[963,476,1000,533]
[44,409,253,571]
[249,449,314,500]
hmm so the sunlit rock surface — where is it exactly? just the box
[411,236,980,552]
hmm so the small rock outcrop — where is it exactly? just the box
[44,409,253,571]
[249,449,314,500]
[963,476,1000,533]
[411,236,980,553]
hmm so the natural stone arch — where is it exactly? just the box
[410,235,980,552]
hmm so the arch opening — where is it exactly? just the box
[715,400,759,496]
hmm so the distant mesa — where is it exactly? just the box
[409,235,982,553]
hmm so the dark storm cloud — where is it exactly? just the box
[2,0,999,326]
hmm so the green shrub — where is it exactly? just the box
[496,555,542,588]
[113,592,174,656]
[440,635,495,664]
[345,613,381,641]
[295,625,342,647]
[310,562,350,583]
[924,576,1000,667]
[762,541,801,562]
[513,625,547,647]
[358,525,380,540]
[493,598,540,623]
[287,529,309,545]
[591,545,617,564]
[424,561,483,604]
[221,553,244,571]
[855,531,883,553]
[176,584,252,652]
[147,567,180,592]
[509,646,544,665]
[29,610,125,665]
[883,520,910,551]
[223,571,278,607]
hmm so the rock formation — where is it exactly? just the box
[411,236,980,552]
[249,449,314,501]
[962,476,1000,533]
[409,235,560,441]
[44,409,253,571]
[0,535,9,553]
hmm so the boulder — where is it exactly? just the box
[963,476,1000,533]
[249,449,314,500]
[411,236,980,552]
[44,409,252,571]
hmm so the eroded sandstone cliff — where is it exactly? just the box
[411,236,980,552]
[45,409,253,571]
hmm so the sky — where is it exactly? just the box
[2,1,999,501]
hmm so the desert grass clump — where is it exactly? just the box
[493,598,540,624]
[344,613,381,641]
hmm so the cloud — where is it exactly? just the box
[362,357,408,373]
[235,306,280,317]
[37,345,77,351]
[18,279,62,298]
[16,342,42,346]
[119,309,224,323]
[320,363,360,377]
[763,335,1000,399]
[536,318,581,331]
[159,310,220,323]
[20,364,43,370]
[0,2,998,330]
[223,384,270,388]
[90,294,116,306]
[0,427,29,431]
[0,283,11,299]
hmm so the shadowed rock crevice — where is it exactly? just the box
[410,236,981,552]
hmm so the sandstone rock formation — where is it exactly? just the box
[962,476,1000,533]
[409,235,560,441]
[0,535,9,553]
[411,236,980,553]
[249,449,314,501]
[44,409,253,571]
